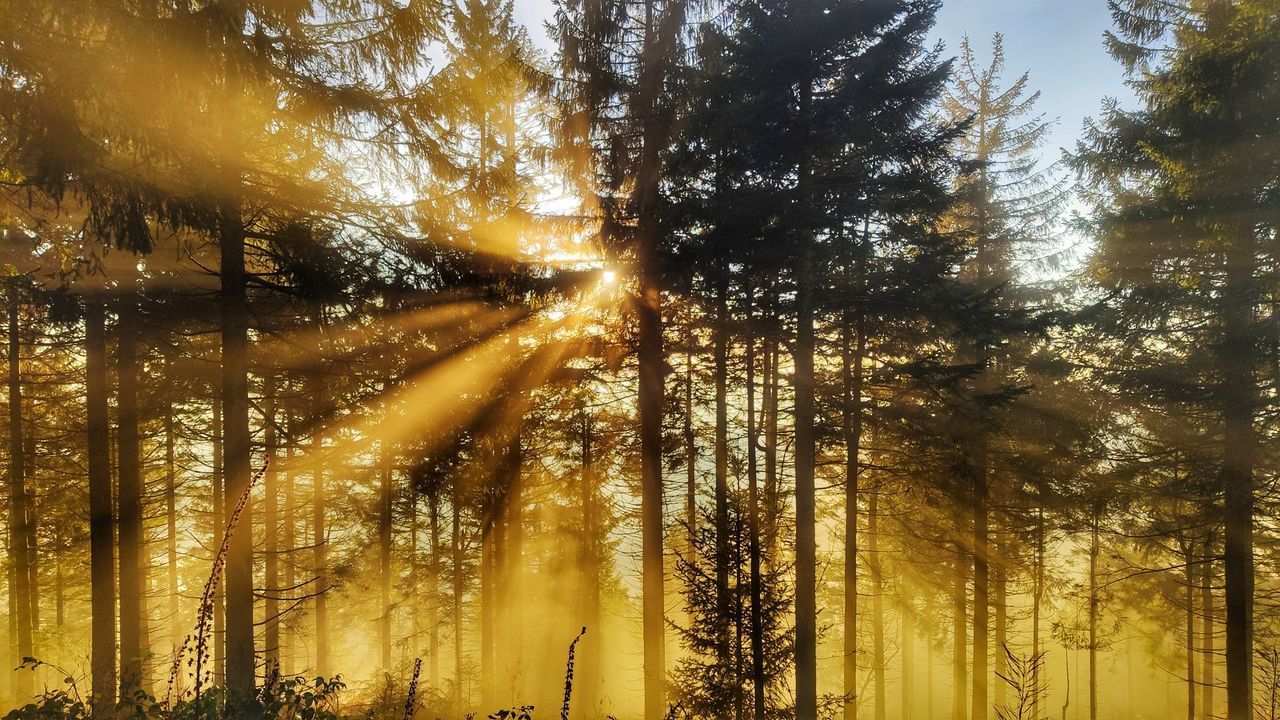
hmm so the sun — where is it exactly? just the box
[601,269,618,285]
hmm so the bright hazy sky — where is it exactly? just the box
[510,0,1136,165]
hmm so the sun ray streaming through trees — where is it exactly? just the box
[0,1,1278,720]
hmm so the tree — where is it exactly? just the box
[941,33,1066,720]
[553,0,694,713]
[1074,3,1280,718]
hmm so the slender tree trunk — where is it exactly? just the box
[953,544,967,720]
[264,390,280,669]
[312,428,327,677]
[685,324,696,550]
[763,305,779,557]
[1088,505,1100,720]
[972,458,988,720]
[637,229,666,718]
[4,565,12,703]
[7,288,33,702]
[969,154,994,720]
[212,401,225,683]
[635,3,668,716]
[409,485,419,663]
[637,211,666,720]
[21,394,38,685]
[504,433,523,699]
[580,409,601,719]
[1184,541,1196,720]
[1202,536,1214,720]
[841,283,865,720]
[451,478,463,710]
[482,467,498,709]
[746,289,766,720]
[870,491,885,720]
[220,131,255,700]
[1033,507,1044,720]
[117,295,147,695]
[903,604,914,720]
[86,300,117,717]
[793,75,818,720]
[506,430,522,691]
[713,267,731,669]
[379,460,392,671]
[283,432,297,676]
[429,490,441,688]
[165,401,181,691]
[55,525,64,631]
[928,620,935,720]
[1220,224,1256,720]
[994,551,1007,712]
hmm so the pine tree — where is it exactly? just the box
[941,34,1066,720]
[1074,3,1280,718]
[553,0,695,714]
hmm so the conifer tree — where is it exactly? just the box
[942,34,1066,719]
[553,0,694,714]
[1075,3,1280,718]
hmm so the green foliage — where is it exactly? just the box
[671,498,793,720]
[993,645,1046,720]
[2,670,345,720]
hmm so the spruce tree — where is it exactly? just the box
[1075,3,1280,718]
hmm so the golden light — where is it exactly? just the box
[601,268,618,285]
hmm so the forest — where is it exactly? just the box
[0,0,1276,719]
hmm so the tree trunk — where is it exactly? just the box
[264,389,280,669]
[841,296,863,720]
[972,459,988,720]
[635,3,668,716]
[283,432,297,676]
[501,430,517,696]
[55,524,64,631]
[481,476,496,709]
[1088,505,1099,720]
[1221,235,1255,720]
[4,565,12,703]
[685,325,696,551]
[451,477,463,709]
[763,325,778,559]
[429,489,442,688]
[793,74,818,720]
[312,426,328,677]
[220,150,255,699]
[994,551,1007,712]
[1033,506,1044,720]
[21,386,38,689]
[746,290,766,720]
[713,266,731,669]
[1202,536,1214,720]
[903,603,914,720]
[7,288,33,702]
[86,300,117,717]
[379,460,392,671]
[212,401,225,684]
[952,544,967,720]
[165,401,181,691]
[1184,541,1196,720]
[870,490,885,720]
[116,295,147,695]
[580,408,602,719]
[503,432,523,699]
[637,206,666,720]
[760,287,780,560]
[409,484,419,664]
[928,620,935,720]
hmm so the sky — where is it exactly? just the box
[510,0,1136,165]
